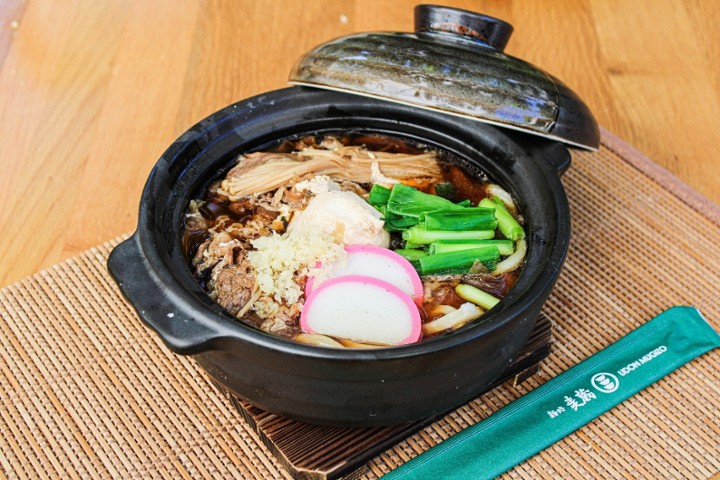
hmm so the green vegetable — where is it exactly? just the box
[419,207,497,231]
[433,182,458,201]
[383,211,421,231]
[387,184,465,218]
[395,249,428,262]
[369,184,525,279]
[368,184,392,206]
[429,239,514,256]
[478,196,525,241]
[402,226,496,245]
[455,283,501,310]
[394,248,428,271]
[418,246,500,275]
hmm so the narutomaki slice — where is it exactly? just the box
[306,245,424,304]
[300,275,421,346]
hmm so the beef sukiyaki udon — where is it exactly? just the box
[182,135,527,348]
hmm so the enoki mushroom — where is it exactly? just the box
[218,142,442,200]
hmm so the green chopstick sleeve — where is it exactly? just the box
[382,306,720,480]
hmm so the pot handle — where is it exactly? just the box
[538,141,572,176]
[107,234,220,355]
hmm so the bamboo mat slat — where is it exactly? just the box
[1,127,719,479]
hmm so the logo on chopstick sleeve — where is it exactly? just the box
[591,372,619,393]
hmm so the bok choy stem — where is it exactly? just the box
[402,226,495,244]
[419,208,497,231]
[429,239,514,256]
[418,246,500,275]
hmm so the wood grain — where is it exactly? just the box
[1,0,719,286]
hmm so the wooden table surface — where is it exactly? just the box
[1,0,719,287]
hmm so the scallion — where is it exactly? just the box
[455,283,501,310]
[479,196,525,241]
[395,249,428,270]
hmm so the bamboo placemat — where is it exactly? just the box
[223,312,552,480]
[1,127,719,479]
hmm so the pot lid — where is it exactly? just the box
[289,5,599,150]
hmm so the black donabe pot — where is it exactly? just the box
[108,86,572,426]
[108,5,599,426]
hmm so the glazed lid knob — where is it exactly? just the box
[414,4,514,51]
